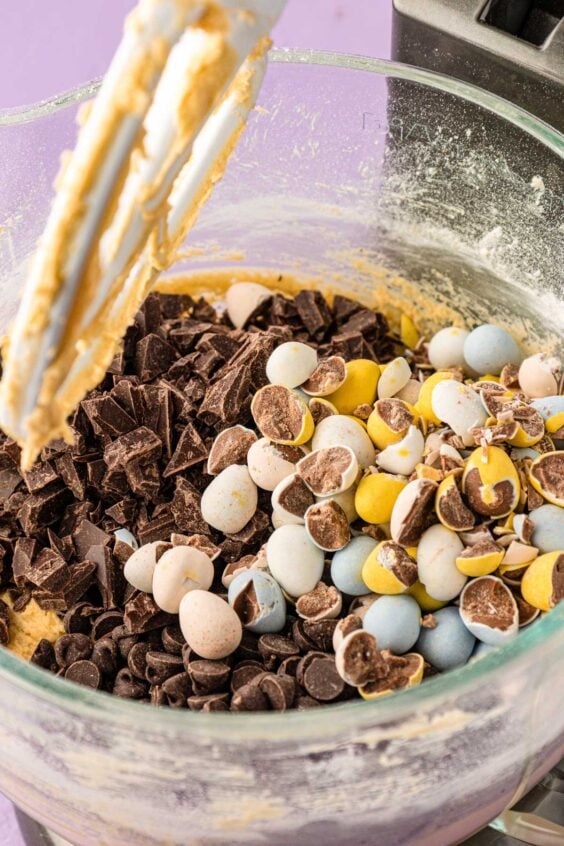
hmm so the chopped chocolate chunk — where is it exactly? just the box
[171,478,210,534]
[163,422,208,477]
[124,593,173,634]
[18,485,72,534]
[105,427,162,470]
[82,396,136,438]
[12,538,38,587]
[0,599,9,646]
[198,366,252,427]
[22,461,59,494]
[30,639,57,671]
[294,290,332,340]
[135,334,177,381]
[74,520,111,561]
[28,549,70,593]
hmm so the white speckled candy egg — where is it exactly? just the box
[201,465,257,534]
[266,342,318,388]
[225,282,271,329]
[271,473,313,525]
[376,425,424,476]
[114,528,138,550]
[529,504,564,553]
[227,570,286,633]
[152,546,214,613]
[312,415,376,468]
[363,594,422,654]
[417,524,466,601]
[427,326,469,371]
[519,353,561,399]
[266,524,324,597]
[463,324,522,375]
[378,357,412,399]
[331,535,378,595]
[123,542,161,593]
[247,438,306,491]
[179,590,242,659]
[431,379,487,445]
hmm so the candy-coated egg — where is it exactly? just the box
[462,446,520,518]
[358,653,424,699]
[355,472,407,524]
[529,451,564,507]
[251,384,314,446]
[179,591,242,660]
[427,326,469,371]
[325,359,380,415]
[376,425,424,476]
[124,542,162,593]
[226,282,271,329]
[378,357,412,400]
[152,546,214,614]
[312,414,376,468]
[455,540,504,577]
[331,535,378,595]
[228,570,286,633]
[407,581,447,612]
[529,504,564,553]
[362,540,418,594]
[415,606,476,671]
[367,399,419,450]
[417,524,466,601]
[416,371,456,425]
[201,465,258,534]
[463,324,522,375]
[518,353,561,399]
[363,594,421,653]
[431,379,487,445]
[266,342,318,388]
[247,438,306,492]
[459,576,519,645]
[521,550,564,611]
[400,314,419,349]
[266,524,325,598]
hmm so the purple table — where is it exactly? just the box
[0,1,392,842]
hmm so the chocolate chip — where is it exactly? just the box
[54,633,93,669]
[112,624,139,660]
[277,655,301,678]
[230,680,269,712]
[231,660,265,692]
[65,660,102,689]
[187,659,230,693]
[162,672,193,707]
[127,642,152,679]
[91,637,119,675]
[296,695,322,709]
[302,654,345,701]
[113,668,148,699]
[161,625,185,655]
[188,692,230,712]
[258,673,296,711]
[258,634,300,670]
[0,599,9,646]
[30,638,57,671]
[302,619,338,652]
[145,652,185,685]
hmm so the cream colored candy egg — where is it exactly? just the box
[225,282,270,329]
[266,524,325,597]
[201,465,257,534]
[431,379,487,445]
[376,425,424,476]
[378,357,412,399]
[124,542,162,593]
[417,524,467,601]
[247,438,305,491]
[266,342,318,388]
[179,590,242,660]
[152,546,214,614]
[518,353,561,399]
[312,414,376,468]
[427,326,469,371]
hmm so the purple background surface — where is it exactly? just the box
[0,1,392,841]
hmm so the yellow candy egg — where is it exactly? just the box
[355,472,406,524]
[362,540,418,594]
[435,474,475,531]
[546,411,564,437]
[521,551,564,611]
[251,385,314,447]
[400,314,419,350]
[367,399,419,450]
[325,359,380,415]
[408,581,447,612]
[416,371,456,425]
[508,408,545,448]
[455,540,505,577]
[529,451,564,507]
[462,446,520,518]
[359,653,424,700]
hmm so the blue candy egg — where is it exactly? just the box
[463,324,522,375]
[227,570,286,633]
[531,395,564,420]
[415,606,476,671]
[363,594,421,654]
[331,535,378,595]
[471,641,497,661]
[529,504,564,553]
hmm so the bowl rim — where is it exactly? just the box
[0,48,562,736]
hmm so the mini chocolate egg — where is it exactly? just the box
[431,379,487,445]
[367,399,419,450]
[114,528,138,550]
[308,397,338,425]
[335,630,380,686]
[518,353,561,399]
[317,486,358,524]
[417,524,466,601]
[295,581,343,621]
[455,539,504,577]
[349,593,380,619]
[507,406,545,448]
[266,342,318,388]
[499,541,538,570]
[362,540,418,595]
[201,465,258,534]
[206,425,257,475]
[225,282,271,329]
[355,472,407,525]
[332,614,363,651]
[529,504,564,553]
[390,478,438,546]
[358,652,424,700]
[152,546,214,613]
[251,384,314,446]
[459,576,519,645]
[435,475,475,532]
[407,581,447,612]
[462,446,520,518]
[396,379,422,405]
[312,414,376,468]
[324,359,380,414]
[415,606,476,671]
[297,446,358,496]
[266,524,325,597]
[363,594,422,653]
[247,438,307,492]
[228,570,286,633]
[521,550,564,611]
[427,326,470,371]
[531,396,564,439]
[331,535,378,595]
[124,541,164,593]
[416,371,457,425]
[304,500,351,552]
[463,324,522,375]
[378,357,412,399]
[376,425,424,476]
[271,473,314,525]
[529,451,564,507]
[400,314,419,349]
[301,356,347,396]
[179,590,242,660]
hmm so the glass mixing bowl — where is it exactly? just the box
[0,51,562,846]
